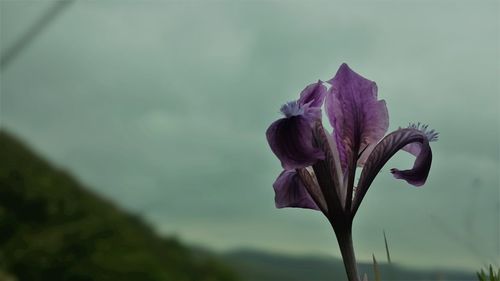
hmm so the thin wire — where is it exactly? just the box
[0,0,74,71]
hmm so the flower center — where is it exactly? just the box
[280,100,304,118]
[408,122,439,142]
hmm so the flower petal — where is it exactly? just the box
[325,63,389,173]
[273,170,319,210]
[402,123,439,156]
[297,167,328,214]
[310,122,346,215]
[352,128,433,215]
[298,80,327,108]
[266,115,324,170]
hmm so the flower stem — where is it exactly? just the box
[335,224,360,281]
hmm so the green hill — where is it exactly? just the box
[0,130,238,281]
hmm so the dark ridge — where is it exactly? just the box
[0,130,238,281]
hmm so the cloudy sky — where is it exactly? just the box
[1,0,498,271]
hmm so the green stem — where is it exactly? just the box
[335,224,360,281]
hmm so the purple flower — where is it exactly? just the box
[266,63,438,215]
[265,63,438,281]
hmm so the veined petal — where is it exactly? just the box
[266,115,324,170]
[310,122,346,215]
[298,80,327,108]
[273,170,319,210]
[352,128,434,215]
[297,167,328,214]
[326,63,389,173]
[357,143,376,166]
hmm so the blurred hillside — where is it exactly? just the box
[0,130,481,281]
[222,249,475,281]
[0,130,238,281]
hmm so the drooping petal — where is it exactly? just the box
[352,128,434,215]
[266,115,324,170]
[298,80,327,108]
[325,63,389,173]
[390,142,431,186]
[273,170,319,210]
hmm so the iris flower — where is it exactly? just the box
[266,64,438,281]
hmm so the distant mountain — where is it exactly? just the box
[0,130,238,281]
[223,249,475,281]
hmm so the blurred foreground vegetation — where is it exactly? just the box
[477,265,500,281]
[0,131,238,281]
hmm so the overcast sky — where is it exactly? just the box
[1,0,499,271]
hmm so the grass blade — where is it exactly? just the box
[383,230,392,264]
[372,254,381,281]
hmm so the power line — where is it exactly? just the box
[1,0,74,71]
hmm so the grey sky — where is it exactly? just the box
[1,0,499,271]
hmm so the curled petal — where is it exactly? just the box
[402,142,422,156]
[326,63,389,173]
[390,144,431,186]
[273,170,319,210]
[266,116,324,170]
[402,123,439,156]
[352,128,433,215]
[298,80,327,108]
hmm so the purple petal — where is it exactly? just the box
[357,143,376,166]
[310,122,346,214]
[296,167,328,213]
[392,139,432,186]
[266,115,324,170]
[298,80,327,108]
[402,123,439,156]
[352,128,434,215]
[402,143,421,156]
[273,170,319,210]
[325,63,389,173]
